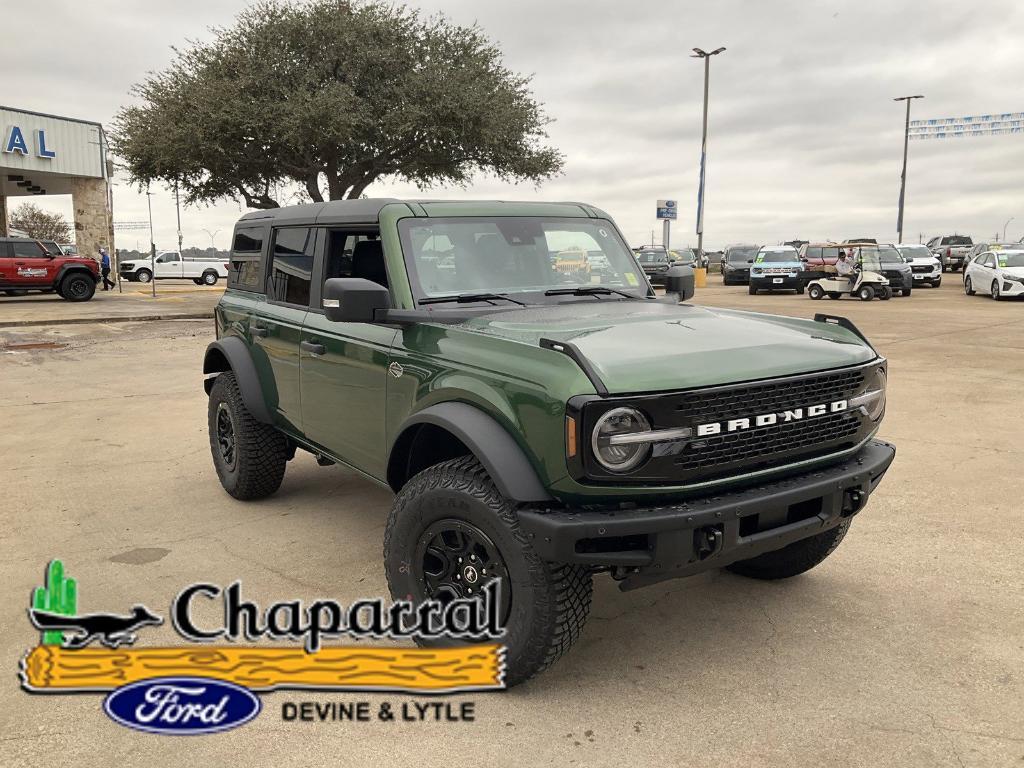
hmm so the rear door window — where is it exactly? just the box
[268,227,316,306]
[228,227,265,291]
[11,241,45,257]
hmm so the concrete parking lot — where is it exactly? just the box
[1,279,1021,767]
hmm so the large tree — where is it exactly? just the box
[111,0,563,208]
[8,203,73,242]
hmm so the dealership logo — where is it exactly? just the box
[696,399,849,437]
[20,560,505,734]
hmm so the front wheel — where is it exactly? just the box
[135,269,152,284]
[992,280,1002,300]
[384,457,593,687]
[827,292,842,300]
[727,522,850,580]
[796,285,805,295]
[808,284,824,300]
[748,284,757,295]
[207,372,288,499]
[902,288,912,297]
[60,273,96,302]
[965,276,975,295]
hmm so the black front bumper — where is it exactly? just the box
[518,439,895,591]
[750,275,803,290]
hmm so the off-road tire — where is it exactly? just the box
[384,456,593,687]
[59,273,96,302]
[207,372,287,500]
[965,276,975,295]
[808,284,824,300]
[726,521,850,580]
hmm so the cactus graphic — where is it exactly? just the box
[32,560,77,645]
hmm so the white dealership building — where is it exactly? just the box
[0,105,114,256]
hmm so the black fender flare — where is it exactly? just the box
[203,337,272,423]
[389,402,552,503]
[55,264,98,287]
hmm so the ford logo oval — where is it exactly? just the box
[103,676,261,735]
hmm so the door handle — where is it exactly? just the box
[251,326,269,337]
[301,340,326,355]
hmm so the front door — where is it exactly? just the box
[3,240,57,288]
[300,230,396,478]
[154,252,183,278]
[250,227,316,434]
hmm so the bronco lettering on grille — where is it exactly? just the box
[696,399,848,437]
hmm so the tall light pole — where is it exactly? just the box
[1003,217,1014,242]
[691,47,725,272]
[174,180,183,256]
[145,185,156,298]
[202,229,221,250]
[894,95,924,244]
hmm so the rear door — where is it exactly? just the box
[8,240,57,287]
[252,226,314,433]
[300,229,397,478]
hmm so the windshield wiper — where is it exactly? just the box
[419,292,527,306]
[544,286,640,299]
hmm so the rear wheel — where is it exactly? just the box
[207,372,288,500]
[727,522,850,580]
[902,288,912,297]
[193,278,204,285]
[808,284,824,300]
[796,285,805,295]
[384,456,593,687]
[59,273,96,302]
[202,270,219,285]
[857,285,875,301]
[879,286,892,300]
[827,292,842,300]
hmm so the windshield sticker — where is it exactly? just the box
[625,273,639,286]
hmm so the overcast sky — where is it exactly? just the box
[4,0,1024,251]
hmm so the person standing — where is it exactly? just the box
[99,247,115,291]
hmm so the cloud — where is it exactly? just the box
[7,0,1024,251]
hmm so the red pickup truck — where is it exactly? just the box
[0,237,100,301]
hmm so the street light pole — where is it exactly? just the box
[691,47,726,271]
[894,94,924,244]
[174,180,183,256]
[146,185,156,298]
[202,229,221,250]
[1003,217,1014,242]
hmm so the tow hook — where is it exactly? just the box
[841,487,866,517]
[694,525,724,560]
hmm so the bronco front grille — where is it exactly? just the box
[576,364,876,485]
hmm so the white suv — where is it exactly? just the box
[895,244,942,288]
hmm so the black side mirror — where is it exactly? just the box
[664,265,695,302]
[322,278,390,323]
[747,258,754,263]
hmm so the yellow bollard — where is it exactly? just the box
[694,267,708,288]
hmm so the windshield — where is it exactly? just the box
[996,252,1024,268]
[944,236,972,246]
[727,247,757,262]
[898,245,931,260]
[755,249,797,263]
[398,217,649,301]
[636,250,668,264]
[878,246,904,264]
[855,248,883,271]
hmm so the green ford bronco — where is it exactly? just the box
[203,199,895,685]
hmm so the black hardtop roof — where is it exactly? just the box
[236,198,606,228]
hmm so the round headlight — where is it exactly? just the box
[591,407,651,473]
[863,367,887,421]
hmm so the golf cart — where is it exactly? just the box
[806,248,892,301]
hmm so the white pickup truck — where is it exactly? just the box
[119,251,230,285]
